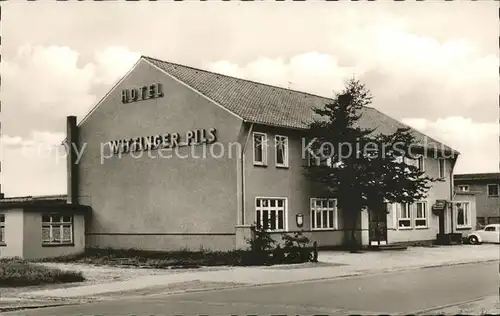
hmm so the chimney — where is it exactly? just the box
[66,116,79,204]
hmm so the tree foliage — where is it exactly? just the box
[304,79,438,247]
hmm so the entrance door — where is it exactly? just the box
[438,212,445,235]
[369,207,388,246]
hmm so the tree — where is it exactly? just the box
[304,79,437,251]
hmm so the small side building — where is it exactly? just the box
[454,172,500,228]
[0,195,90,259]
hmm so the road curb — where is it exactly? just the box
[0,303,78,313]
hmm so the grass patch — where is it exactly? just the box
[0,257,85,287]
[32,247,314,269]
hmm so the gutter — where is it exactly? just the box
[240,122,254,225]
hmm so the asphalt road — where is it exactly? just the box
[4,261,499,316]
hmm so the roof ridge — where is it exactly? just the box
[141,55,337,101]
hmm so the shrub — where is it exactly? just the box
[281,231,314,263]
[0,257,85,287]
[244,224,276,265]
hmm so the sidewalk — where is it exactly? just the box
[13,244,499,300]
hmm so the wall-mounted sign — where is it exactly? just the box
[122,83,164,103]
[432,199,448,214]
[108,128,217,155]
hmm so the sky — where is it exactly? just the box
[1,1,498,197]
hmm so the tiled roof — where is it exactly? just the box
[143,56,458,154]
[454,173,500,181]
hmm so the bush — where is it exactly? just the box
[244,225,276,265]
[0,257,85,287]
[244,224,316,265]
[281,231,314,263]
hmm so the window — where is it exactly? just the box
[275,135,289,168]
[487,184,499,197]
[307,146,333,167]
[484,226,496,232]
[417,156,425,172]
[458,185,469,192]
[0,214,4,244]
[255,198,286,231]
[456,202,471,228]
[487,217,500,224]
[414,202,427,228]
[438,159,446,179]
[308,153,332,167]
[477,217,486,228]
[42,214,73,245]
[253,132,267,166]
[310,198,338,230]
[397,203,411,229]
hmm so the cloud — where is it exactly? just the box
[1,132,67,197]
[402,117,499,173]
[2,44,141,130]
[2,45,96,119]
[93,46,141,85]
[208,52,359,97]
[207,23,498,124]
[0,44,141,196]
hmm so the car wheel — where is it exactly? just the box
[468,235,479,245]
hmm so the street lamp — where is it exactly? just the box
[296,213,304,228]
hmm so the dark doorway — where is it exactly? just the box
[438,212,445,235]
[369,207,388,246]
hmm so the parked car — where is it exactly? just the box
[467,224,500,244]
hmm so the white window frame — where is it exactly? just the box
[458,185,469,192]
[0,214,5,243]
[417,155,425,172]
[252,132,268,166]
[414,201,428,228]
[487,184,499,197]
[307,151,332,167]
[397,203,412,229]
[455,201,472,229]
[42,214,74,245]
[438,158,446,179]
[255,197,287,232]
[274,135,289,168]
[310,198,338,230]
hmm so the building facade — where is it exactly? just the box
[454,173,500,228]
[63,56,464,251]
